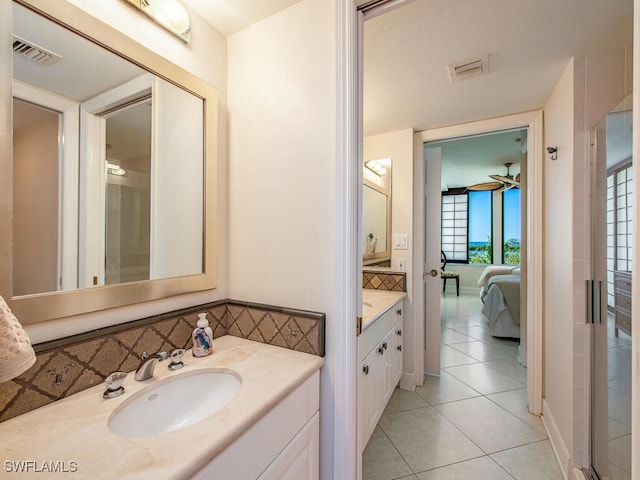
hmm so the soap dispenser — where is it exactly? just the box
[192,313,213,357]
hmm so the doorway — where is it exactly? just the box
[426,128,527,374]
[413,112,544,415]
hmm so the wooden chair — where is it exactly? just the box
[441,250,460,296]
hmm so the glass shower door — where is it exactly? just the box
[590,94,633,480]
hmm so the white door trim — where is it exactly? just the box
[335,1,360,479]
[413,110,544,415]
[13,80,79,292]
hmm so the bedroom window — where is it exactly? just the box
[441,190,493,264]
[468,191,492,263]
[502,189,521,264]
[607,163,633,309]
[441,193,468,262]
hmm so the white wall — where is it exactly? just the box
[363,129,414,386]
[227,0,337,477]
[26,0,229,343]
[542,59,576,475]
[542,43,632,474]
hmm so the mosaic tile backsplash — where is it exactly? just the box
[0,300,325,423]
[363,270,406,292]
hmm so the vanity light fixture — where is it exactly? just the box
[365,158,391,177]
[123,0,191,44]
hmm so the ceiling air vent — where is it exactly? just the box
[448,55,488,83]
[12,35,62,66]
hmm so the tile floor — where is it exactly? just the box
[362,293,563,480]
[603,312,632,479]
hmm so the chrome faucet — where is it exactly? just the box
[134,351,167,381]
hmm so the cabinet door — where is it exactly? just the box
[382,330,394,405]
[360,346,384,448]
[258,412,319,480]
[391,322,403,386]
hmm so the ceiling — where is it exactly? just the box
[427,129,526,191]
[183,0,633,187]
[181,0,301,37]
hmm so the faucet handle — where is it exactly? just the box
[141,351,168,361]
[168,349,186,370]
[103,371,127,399]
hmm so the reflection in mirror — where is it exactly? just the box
[13,99,60,296]
[11,2,204,295]
[363,158,392,265]
[105,100,152,285]
[1,0,217,325]
[590,92,632,480]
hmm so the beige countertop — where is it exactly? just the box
[0,336,324,479]
[362,289,406,330]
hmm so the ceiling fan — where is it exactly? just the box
[467,162,520,192]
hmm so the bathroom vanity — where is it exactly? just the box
[359,289,405,451]
[0,336,323,479]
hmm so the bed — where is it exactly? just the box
[478,266,521,338]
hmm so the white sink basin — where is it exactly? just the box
[362,302,372,312]
[108,370,241,438]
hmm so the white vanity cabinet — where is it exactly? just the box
[193,371,320,480]
[359,299,403,450]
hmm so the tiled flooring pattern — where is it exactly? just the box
[604,313,631,479]
[363,293,563,480]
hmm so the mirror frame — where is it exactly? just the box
[1,0,218,324]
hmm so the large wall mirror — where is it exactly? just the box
[363,157,392,265]
[1,0,218,324]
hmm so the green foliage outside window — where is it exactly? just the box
[469,236,493,264]
[503,238,520,265]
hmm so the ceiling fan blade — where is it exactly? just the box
[490,174,520,187]
[466,181,503,191]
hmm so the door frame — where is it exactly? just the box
[413,111,544,415]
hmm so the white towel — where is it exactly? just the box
[0,296,36,383]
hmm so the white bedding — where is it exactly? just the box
[482,283,521,338]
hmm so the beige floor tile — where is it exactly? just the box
[451,325,494,341]
[486,388,546,435]
[384,388,430,414]
[415,371,480,405]
[435,397,545,454]
[415,456,513,480]
[609,433,631,476]
[609,417,631,440]
[441,328,473,345]
[444,362,525,395]
[450,340,517,362]
[440,345,477,368]
[483,358,528,385]
[491,440,564,480]
[362,427,413,480]
[378,407,484,472]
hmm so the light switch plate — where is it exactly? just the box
[393,233,408,250]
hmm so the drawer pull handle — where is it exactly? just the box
[397,345,402,352]
[363,365,369,375]
[397,329,402,336]
[382,342,388,351]
[378,346,384,355]
[396,308,402,316]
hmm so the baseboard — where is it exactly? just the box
[572,468,587,480]
[542,399,571,480]
[399,372,416,391]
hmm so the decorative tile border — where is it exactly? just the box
[0,300,325,423]
[363,270,406,292]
